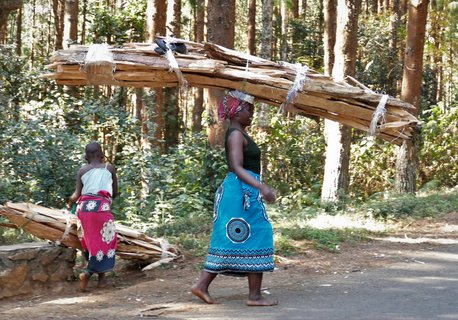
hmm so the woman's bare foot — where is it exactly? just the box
[246,296,278,306]
[191,285,217,304]
[79,272,90,292]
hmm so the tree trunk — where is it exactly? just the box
[301,0,307,19]
[261,0,273,59]
[384,0,401,96]
[206,0,235,147]
[395,0,429,194]
[248,0,256,55]
[63,0,78,48]
[428,7,444,105]
[53,0,65,50]
[323,0,337,76]
[29,0,36,66]
[153,0,167,36]
[149,0,167,151]
[166,0,179,37]
[146,0,154,42]
[0,0,23,44]
[292,0,299,18]
[321,0,361,203]
[280,0,288,61]
[16,7,22,54]
[164,88,180,151]
[192,0,205,133]
[80,0,86,44]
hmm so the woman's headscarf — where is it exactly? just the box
[218,90,255,121]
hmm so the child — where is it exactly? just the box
[69,142,118,292]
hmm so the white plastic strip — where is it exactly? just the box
[279,64,309,113]
[370,94,389,135]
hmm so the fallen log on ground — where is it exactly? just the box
[0,202,179,267]
[42,38,420,144]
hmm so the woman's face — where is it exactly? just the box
[236,103,254,126]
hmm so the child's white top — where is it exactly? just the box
[81,164,113,196]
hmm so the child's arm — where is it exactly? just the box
[68,169,83,209]
[108,164,118,199]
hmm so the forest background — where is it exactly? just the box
[0,0,457,252]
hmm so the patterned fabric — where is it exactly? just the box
[204,171,274,275]
[218,90,255,120]
[77,191,117,273]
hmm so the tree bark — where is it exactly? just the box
[301,0,307,19]
[292,0,299,18]
[280,0,288,61]
[192,0,205,133]
[63,0,78,49]
[80,0,86,44]
[52,0,65,50]
[0,0,23,44]
[321,0,361,203]
[248,0,256,55]
[395,0,429,194]
[16,7,22,54]
[206,0,235,147]
[386,0,400,96]
[323,0,337,76]
[146,0,154,42]
[261,0,273,59]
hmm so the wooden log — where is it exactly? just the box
[41,39,420,143]
[0,203,179,262]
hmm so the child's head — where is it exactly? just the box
[85,142,104,162]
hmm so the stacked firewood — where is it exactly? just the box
[0,202,179,268]
[42,38,420,144]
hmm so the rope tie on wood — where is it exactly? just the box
[280,63,309,114]
[55,215,73,246]
[82,43,116,85]
[163,37,189,94]
[370,94,389,136]
[20,205,38,228]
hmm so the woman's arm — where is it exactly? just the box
[227,131,275,203]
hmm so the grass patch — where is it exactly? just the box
[363,189,458,219]
[277,226,372,253]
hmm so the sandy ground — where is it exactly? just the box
[0,212,456,319]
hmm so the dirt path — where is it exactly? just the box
[1,213,456,319]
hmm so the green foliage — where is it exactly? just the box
[363,189,458,219]
[254,114,325,195]
[350,135,397,198]
[88,1,146,44]
[419,105,458,187]
[356,14,403,96]
[0,225,38,245]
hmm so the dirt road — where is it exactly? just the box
[1,213,456,320]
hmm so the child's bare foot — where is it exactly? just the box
[246,296,278,306]
[97,278,108,288]
[79,272,90,292]
[191,285,217,304]
[97,273,108,288]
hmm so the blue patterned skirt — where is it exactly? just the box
[204,171,274,275]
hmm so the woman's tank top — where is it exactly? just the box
[225,128,261,174]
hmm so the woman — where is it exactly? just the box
[69,142,118,292]
[192,90,278,306]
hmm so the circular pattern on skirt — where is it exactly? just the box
[226,218,251,243]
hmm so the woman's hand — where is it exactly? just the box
[259,184,276,203]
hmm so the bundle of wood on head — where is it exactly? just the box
[0,202,180,270]
[42,37,420,144]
